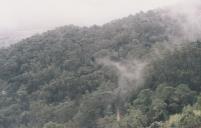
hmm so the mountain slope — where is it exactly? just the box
[0,9,201,128]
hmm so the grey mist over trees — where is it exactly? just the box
[0,0,184,48]
[97,58,147,99]
[96,0,201,106]
[0,1,201,128]
[166,0,201,42]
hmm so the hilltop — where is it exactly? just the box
[0,8,201,128]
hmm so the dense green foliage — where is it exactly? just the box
[0,9,201,128]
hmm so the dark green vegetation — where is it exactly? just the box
[0,9,201,128]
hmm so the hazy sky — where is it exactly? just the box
[0,0,184,31]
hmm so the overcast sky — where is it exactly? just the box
[0,0,185,32]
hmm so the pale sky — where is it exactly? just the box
[0,0,184,31]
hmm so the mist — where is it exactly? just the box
[0,0,183,30]
[0,0,201,127]
[0,0,193,48]
[97,58,147,97]
[1,0,201,98]
[166,0,201,42]
[96,0,201,103]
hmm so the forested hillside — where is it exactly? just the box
[0,9,201,128]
